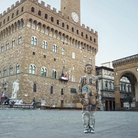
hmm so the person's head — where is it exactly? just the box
[85,64,92,74]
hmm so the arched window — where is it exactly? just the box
[42,40,48,49]
[18,36,22,44]
[6,42,9,50]
[51,17,54,22]
[7,16,10,22]
[72,27,74,32]
[67,25,69,29]
[12,39,15,48]
[62,48,65,55]
[31,7,35,12]
[38,10,41,16]
[3,67,7,77]
[72,52,75,59]
[57,20,59,25]
[62,23,64,27]
[29,64,36,74]
[41,67,47,77]
[105,81,108,89]
[76,30,79,34]
[12,13,14,18]
[52,70,56,79]
[9,66,13,75]
[52,44,58,53]
[16,64,20,74]
[31,36,37,46]
[19,20,23,29]
[90,36,92,41]
[45,14,48,19]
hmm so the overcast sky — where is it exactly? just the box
[1,0,138,66]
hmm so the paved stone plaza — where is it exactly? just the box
[0,109,138,138]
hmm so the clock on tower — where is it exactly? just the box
[61,0,80,24]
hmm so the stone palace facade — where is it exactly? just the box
[0,0,98,107]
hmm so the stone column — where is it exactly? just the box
[135,82,138,107]
[115,85,121,110]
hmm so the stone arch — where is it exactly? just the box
[113,54,138,110]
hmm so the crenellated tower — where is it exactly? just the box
[61,0,80,24]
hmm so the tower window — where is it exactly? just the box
[7,16,10,22]
[38,10,41,16]
[72,27,74,32]
[90,36,92,41]
[3,19,5,24]
[51,17,54,22]
[21,7,24,12]
[62,23,64,27]
[57,20,59,25]
[12,13,14,18]
[45,14,48,19]
[31,7,35,12]
[33,52,35,55]
[67,25,69,30]
[16,10,19,16]
[86,34,88,39]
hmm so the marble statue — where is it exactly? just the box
[11,80,19,99]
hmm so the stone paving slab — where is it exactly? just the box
[0,109,138,138]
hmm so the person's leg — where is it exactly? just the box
[82,111,90,133]
[89,111,95,133]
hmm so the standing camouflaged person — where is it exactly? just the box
[78,64,98,134]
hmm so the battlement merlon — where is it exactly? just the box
[82,24,98,35]
[0,0,26,16]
